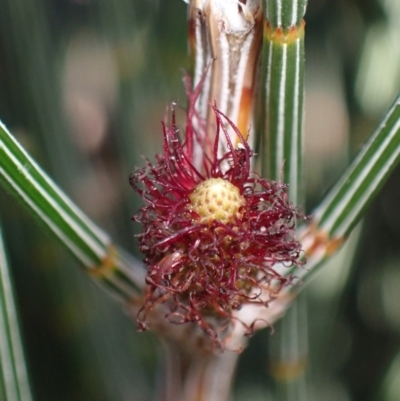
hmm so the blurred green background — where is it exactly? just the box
[0,0,400,400]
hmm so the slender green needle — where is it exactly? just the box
[0,121,144,300]
[262,3,309,400]
[261,0,307,204]
[293,94,400,283]
[315,94,400,238]
[0,225,33,401]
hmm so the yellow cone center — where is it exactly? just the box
[189,178,246,223]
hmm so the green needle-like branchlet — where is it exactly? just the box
[296,93,400,283]
[261,0,306,205]
[261,2,309,400]
[315,94,400,238]
[0,121,144,301]
[0,225,34,401]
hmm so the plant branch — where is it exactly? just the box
[0,121,144,301]
[0,223,34,401]
[293,93,400,284]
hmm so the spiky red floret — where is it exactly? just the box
[130,85,303,348]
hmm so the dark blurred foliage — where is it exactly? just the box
[0,0,400,400]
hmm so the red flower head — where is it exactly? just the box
[130,79,303,350]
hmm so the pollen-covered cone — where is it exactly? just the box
[130,98,303,350]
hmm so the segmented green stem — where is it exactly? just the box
[0,121,144,301]
[265,0,308,31]
[0,224,34,401]
[315,94,400,238]
[261,2,305,204]
[262,2,309,399]
[296,93,400,282]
